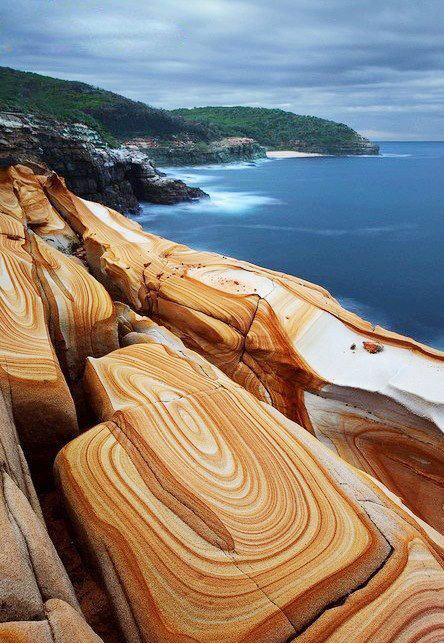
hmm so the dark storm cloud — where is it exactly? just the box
[1,0,443,139]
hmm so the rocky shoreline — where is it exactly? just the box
[287,135,379,155]
[0,111,379,217]
[0,164,442,642]
[126,135,266,166]
[0,112,208,212]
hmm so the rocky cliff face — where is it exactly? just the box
[0,165,443,643]
[126,135,266,166]
[0,112,207,212]
[289,134,379,155]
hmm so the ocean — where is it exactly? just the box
[136,142,444,349]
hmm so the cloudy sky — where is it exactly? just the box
[1,0,443,139]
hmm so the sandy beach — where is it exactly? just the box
[266,150,325,158]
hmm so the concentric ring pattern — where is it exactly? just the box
[42,169,444,533]
[56,341,444,642]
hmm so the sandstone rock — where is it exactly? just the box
[40,169,444,533]
[1,163,444,642]
[28,232,119,383]
[56,340,444,643]
[0,386,41,519]
[0,599,104,642]
[0,205,78,463]
[5,165,79,253]
[0,298,105,640]
[0,470,78,623]
[0,165,125,444]
[0,398,85,629]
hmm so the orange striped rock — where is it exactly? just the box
[0,208,78,459]
[0,168,124,459]
[2,165,79,252]
[39,168,444,532]
[56,340,444,643]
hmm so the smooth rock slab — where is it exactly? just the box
[39,168,444,533]
[56,342,444,643]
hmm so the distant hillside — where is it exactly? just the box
[0,67,377,157]
[172,106,379,155]
[0,67,218,144]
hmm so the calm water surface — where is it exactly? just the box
[136,142,444,349]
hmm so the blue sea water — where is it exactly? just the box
[136,142,444,349]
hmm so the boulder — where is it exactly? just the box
[0,385,41,518]
[4,165,79,253]
[0,599,103,642]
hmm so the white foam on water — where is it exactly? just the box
[202,190,280,213]
[139,189,281,220]
[380,153,412,158]
[163,157,273,174]
[164,171,216,185]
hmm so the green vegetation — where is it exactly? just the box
[172,106,374,152]
[0,67,218,144]
[0,67,376,153]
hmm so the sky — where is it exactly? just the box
[1,0,443,140]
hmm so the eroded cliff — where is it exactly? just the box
[0,112,207,213]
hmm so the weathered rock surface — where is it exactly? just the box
[127,136,266,166]
[0,173,78,466]
[0,385,42,518]
[0,599,104,643]
[0,112,208,212]
[1,164,444,642]
[289,134,379,155]
[0,165,131,641]
[56,338,444,643]
[38,168,444,533]
[0,165,121,464]
[0,386,103,641]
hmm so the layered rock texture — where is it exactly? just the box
[38,167,444,533]
[0,164,443,642]
[55,336,444,643]
[0,112,207,212]
[127,136,266,166]
[0,385,102,642]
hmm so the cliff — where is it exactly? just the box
[127,136,266,166]
[1,67,378,165]
[0,112,207,212]
[0,165,443,642]
[173,106,380,155]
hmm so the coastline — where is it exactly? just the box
[266,150,326,158]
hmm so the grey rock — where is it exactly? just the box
[127,136,266,166]
[0,112,208,212]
